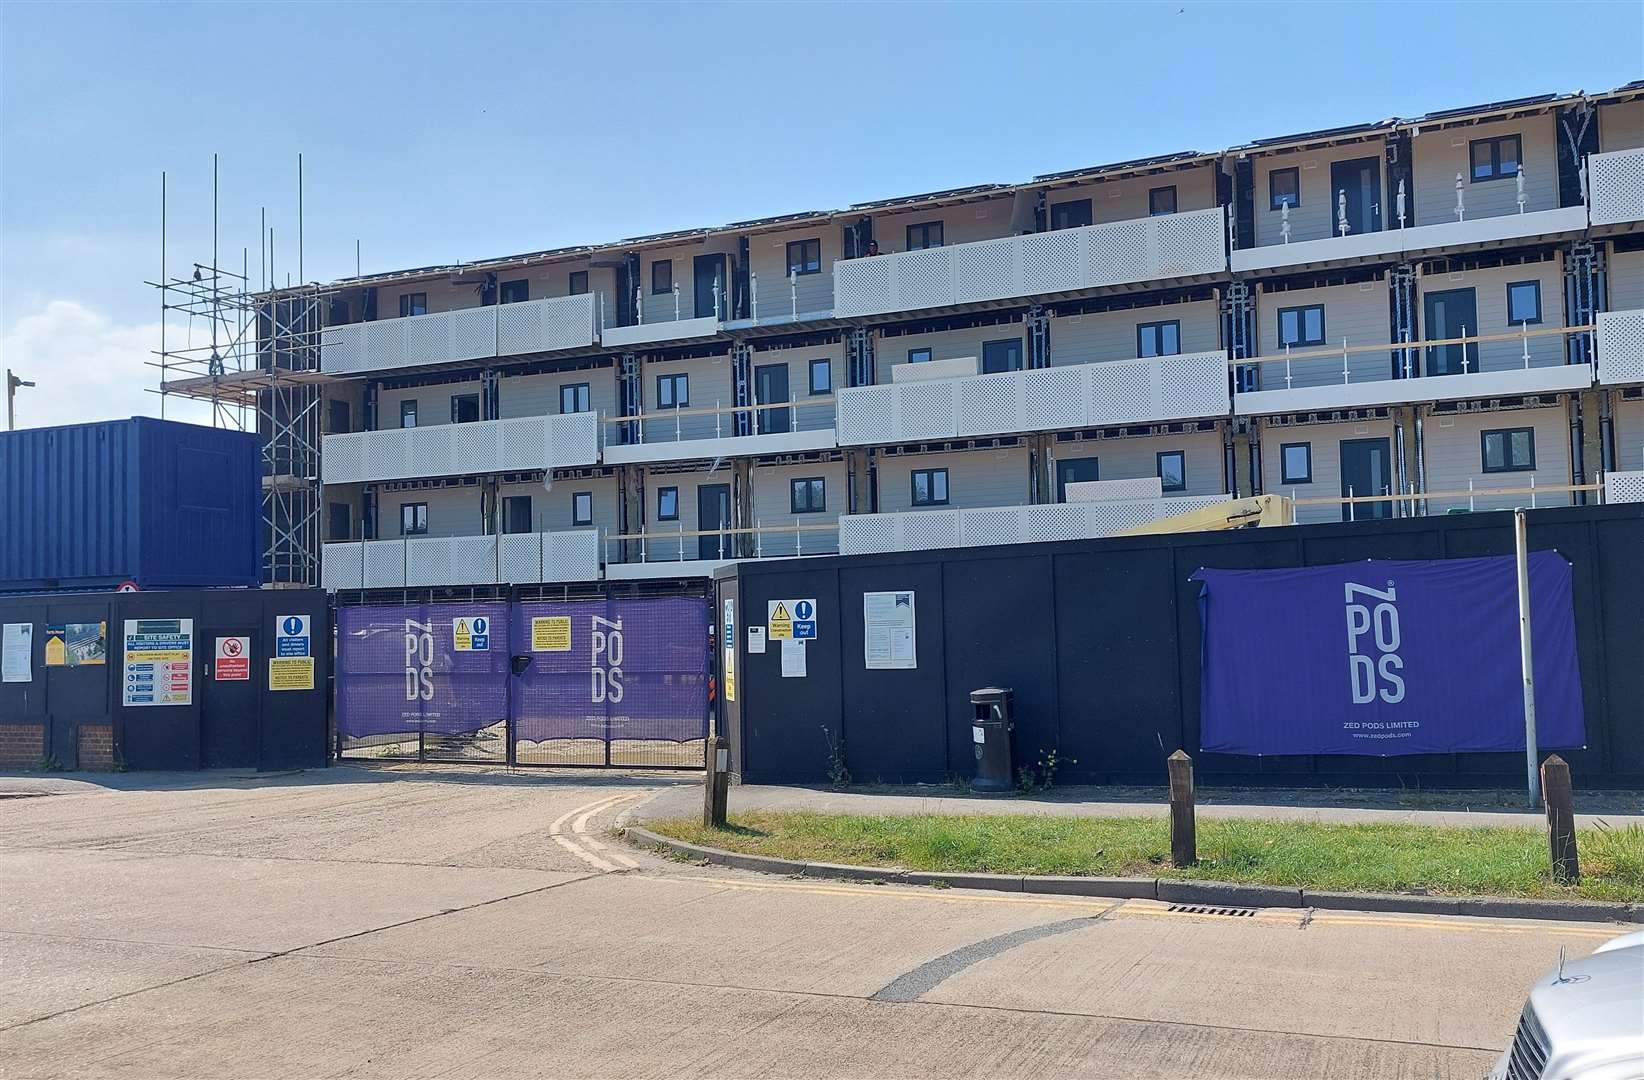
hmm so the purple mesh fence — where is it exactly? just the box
[337,602,512,739]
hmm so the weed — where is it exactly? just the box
[820,725,850,788]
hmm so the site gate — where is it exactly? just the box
[334,583,711,768]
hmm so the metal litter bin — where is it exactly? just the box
[969,686,1015,793]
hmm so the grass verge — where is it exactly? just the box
[646,811,1644,902]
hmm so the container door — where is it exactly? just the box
[698,484,732,561]
[1423,288,1479,376]
[754,364,790,434]
[694,254,724,320]
[1329,156,1382,235]
[1339,438,1393,522]
[201,625,261,768]
[113,592,205,770]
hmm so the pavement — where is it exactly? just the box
[0,763,1632,1079]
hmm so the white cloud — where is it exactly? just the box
[1,300,220,430]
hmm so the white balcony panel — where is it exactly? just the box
[543,530,601,583]
[322,412,599,484]
[601,427,837,466]
[606,558,735,580]
[406,535,498,587]
[321,543,365,591]
[1231,205,1591,274]
[1234,363,1594,415]
[321,293,597,375]
[838,495,1231,555]
[600,315,721,349]
[1605,470,1644,504]
[497,534,543,583]
[1589,148,1644,227]
[832,207,1226,319]
[363,540,408,589]
[1597,309,1644,385]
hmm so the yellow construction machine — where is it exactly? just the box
[1117,494,1293,536]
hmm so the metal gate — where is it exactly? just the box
[335,589,709,769]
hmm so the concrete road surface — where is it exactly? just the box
[0,765,1624,1078]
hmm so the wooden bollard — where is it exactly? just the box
[703,735,730,829]
[1540,754,1579,884]
[1168,750,1196,867]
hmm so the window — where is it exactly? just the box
[656,486,679,522]
[328,399,351,435]
[400,502,428,536]
[652,260,672,295]
[1137,320,1181,358]
[1469,134,1522,182]
[1149,186,1178,216]
[398,292,428,317]
[982,338,1023,374]
[1507,280,1542,326]
[656,372,688,409]
[503,495,533,534]
[1050,198,1093,230]
[450,394,480,423]
[571,492,593,526]
[906,221,944,250]
[1156,450,1186,493]
[908,347,933,364]
[400,399,418,429]
[809,358,831,395]
[1482,427,1536,473]
[559,383,590,414]
[1055,458,1099,502]
[328,502,351,542]
[790,477,826,514]
[1269,168,1299,211]
[1280,442,1313,485]
[786,238,821,276]
[568,270,589,295]
[499,279,529,304]
[1277,304,1326,348]
[910,468,949,507]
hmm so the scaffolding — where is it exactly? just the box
[149,156,337,587]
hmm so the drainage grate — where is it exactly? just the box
[1166,904,1257,917]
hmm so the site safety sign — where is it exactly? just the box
[276,615,310,657]
[454,615,490,652]
[215,636,251,681]
[768,599,817,641]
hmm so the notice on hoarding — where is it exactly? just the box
[722,599,735,702]
[122,619,193,706]
[268,656,314,691]
[767,599,818,642]
[864,591,916,670]
[2,623,33,683]
[215,636,251,681]
[531,616,571,652]
[453,615,490,652]
[275,615,311,658]
[747,626,766,654]
[781,638,806,678]
[45,623,107,667]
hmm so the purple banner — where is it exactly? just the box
[1191,553,1585,756]
[337,602,511,738]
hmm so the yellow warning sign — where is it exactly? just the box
[268,656,314,691]
[767,601,793,641]
[531,616,572,652]
[44,633,66,667]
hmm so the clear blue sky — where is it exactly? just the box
[1,0,1640,427]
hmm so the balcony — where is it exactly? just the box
[1231,205,1590,274]
[322,412,599,485]
[321,530,601,590]
[601,398,838,465]
[1605,471,1644,504]
[1589,147,1644,227]
[831,207,1227,320]
[1232,325,1595,415]
[320,293,599,375]
[1597,309,1644,385]
[838,495,1231,556]
[602,522,840,579]
[834,352,1230,446]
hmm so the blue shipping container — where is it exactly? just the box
[0,417,263,592]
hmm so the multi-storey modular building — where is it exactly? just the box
[186,86,1644,589]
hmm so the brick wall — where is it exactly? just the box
[0,724,46,769]
[78,724,115,772]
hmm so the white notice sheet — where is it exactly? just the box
[863,591,916,670]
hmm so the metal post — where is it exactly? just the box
[1515,509,1540,807]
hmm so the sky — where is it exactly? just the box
[2,0,1640,430]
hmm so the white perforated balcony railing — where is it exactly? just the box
[320,293,598,375]
[322,411,599,485]
[1597,309,1644,386]
[320,530,601,590]
[1589,147,1644,227]
[1605,470,1644,505]
[837,496,1230,556]
[601,397,839,465]
[831,207,1227,319]
[834,352,1229,446]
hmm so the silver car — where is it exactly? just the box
[1490,931,1644,1080]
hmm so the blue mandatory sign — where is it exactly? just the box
[471,616,490,652]
[276,614,311,658]
[792,599,817,640]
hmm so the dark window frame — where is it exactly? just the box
[399,399,418,429]
[450,393,480,424]
[1506,280,1542,326]
[1156,450,1187,493]
[908,347,933,364]
[571,491,594,526]
[1277,304,1326,348]
[400,502,428,536]
[1469,134,1523,182]
[399,292,428,317]
[982,338,1024,373]
[651,260,673,295]
[789,477,826,514]
[1269,167,1300,211]
[1280,442,1312,485]
[910,467,950,507]
[808,358,831,396]
[503,495,533,534]
[567,270,589,295]
[905,221,944,251]
[1148,185,1178,216]
[1136,319,1182,358]
[499,279,529,304]
[656,486,679,522]
[656,372,689,409]
[1481,427,1536,473]
[785,238,822,276]
[1049,198,1093,231]
[559,382,591,415]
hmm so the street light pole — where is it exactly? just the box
[6,369,36,431]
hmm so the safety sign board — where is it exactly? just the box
[531,616,572,652]
[723,598,736,703]
[768,599,816,641]
[268,656,314,691]
[123,618,193,706]
[215,636,251,681]
[454,615,490,652]
[275,614,310,658]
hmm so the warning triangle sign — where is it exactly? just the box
[772,603,790,621]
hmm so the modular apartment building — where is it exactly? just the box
[304,86,1644,591]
